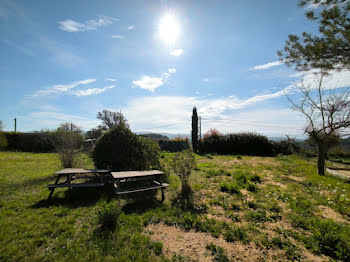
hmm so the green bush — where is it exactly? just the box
[170,150,196,202]
[220,182,241,194]
[249,174,262,183]
[247,183,258,192]
[158,138,190,152]
[92,125,160,171]
[224,227,248,243]
[97,201,122,231]
[205,243,230,262]
[0,132,8,150]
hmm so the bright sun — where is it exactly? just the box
[158,13,180,44]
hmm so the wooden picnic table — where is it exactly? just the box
[47,169,169,201]
[111,170,169,201]
[47,168,110,199]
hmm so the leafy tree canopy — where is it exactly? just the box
[278,0,350,71]
[97,110,129,130]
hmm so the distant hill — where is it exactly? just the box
[137,133,169,140]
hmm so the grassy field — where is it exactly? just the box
[0,152,349,261]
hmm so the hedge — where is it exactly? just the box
[0,132,54,152]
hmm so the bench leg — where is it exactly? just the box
[161,188,165,202]
[48,174,61,200]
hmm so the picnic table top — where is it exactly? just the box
[111,170,164,179]
[54,168,110,175]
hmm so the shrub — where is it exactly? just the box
[224,227,248,243]
[170,150,196,201]
[0,132,8,150]
[92,125,160,171]
[249,174,262,183]
[158,138,190,152]
[48,129,83,168]
[220,182,241,194]
[247,183,258,192]
[148,241,163,256]
[199,132,274,156]
[97,201,122,231]
[205,243,230,262]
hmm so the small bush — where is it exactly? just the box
[148,241,163,256]
[224,227,248,243]
[249,174,262,183]
[247,183,258,192]
[48,129,83,168]
[206,243,230,262]
[247,201,259,209]
[230,203,241,211]
[97,201,122,231]
[171,150,196,203]
[245,210,270,223]
[206,168,231,178]
[220,182,241,194]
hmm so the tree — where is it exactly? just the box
[191,107,199,153]
[97,110,129,130]
[58,122,82,134]
[0,120,3,131]
[286,73,350,175]
[48,129,84,168]
[92,124,160,171]
[278,0,350,71]
[86,128,103,140]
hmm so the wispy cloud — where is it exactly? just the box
[203,78,209,82]
[127,25,134,30]
[132,68,176,92]
[124,95,303,135]
[59,15,119,32]
[111,35,124,39]
[170,48,183,56]
[252,60,283,70]
[30,78,115,98]
[73,85,115,96]
[2,39,36,57]
[105,78,117,82]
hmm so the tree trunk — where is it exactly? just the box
[317,142,326,175]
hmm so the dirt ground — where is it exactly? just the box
[145,223,327,262]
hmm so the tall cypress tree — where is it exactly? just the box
[191,107,198,153]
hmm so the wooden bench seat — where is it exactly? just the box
[115,183,169,195]
[47,182,105,189]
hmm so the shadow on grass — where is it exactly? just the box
[121,191,162,215]
[31,184,115,208]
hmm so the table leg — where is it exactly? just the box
[48,174,61,200]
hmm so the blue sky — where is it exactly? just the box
[1,0,350,137]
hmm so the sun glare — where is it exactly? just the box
[158,13,180,44]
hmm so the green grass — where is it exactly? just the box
[0,152,350,261]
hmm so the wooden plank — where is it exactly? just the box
[47,183,105,188]
[111,170,164,179]
[54,168,110,175]
[115,183,168,195]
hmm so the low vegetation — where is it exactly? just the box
[0,152,349,261]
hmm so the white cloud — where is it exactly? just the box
[111,35,124,39]
[123,95,304,136]
[168,68,176,74]
[53,78,96,92]
[30,78,115,98]
[105,78,117,82]
[252,61,283,70]
[170,48,183,56]
[133,68,176,92]
[127,25,134,30]
[59,16,119,32]
[132,76,164,92]
[203,78,209,82]
[73,85,115,97]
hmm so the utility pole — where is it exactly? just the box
[14,118,17,132]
